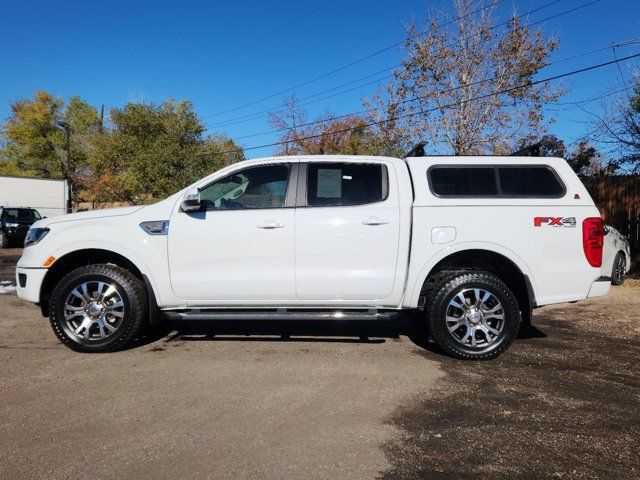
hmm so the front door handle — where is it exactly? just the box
[362,216,389,226]
[257,220,284,229]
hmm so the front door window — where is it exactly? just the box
[199,164,290,210]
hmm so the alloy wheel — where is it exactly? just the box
[62,281,126,342]
[445,288,505,348]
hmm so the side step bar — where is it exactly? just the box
[164,309,395,321]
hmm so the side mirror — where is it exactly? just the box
[603,225,610,236]
[181,188,201,212]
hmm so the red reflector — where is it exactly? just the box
[582,217,604,267]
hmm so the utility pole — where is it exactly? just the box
[55,121,72,213]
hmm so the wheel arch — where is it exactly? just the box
[39,247,157,318]
[407,245,537,321]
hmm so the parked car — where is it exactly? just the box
[0,207,42,248]
[602,225,631,285]
[16,155,609,359]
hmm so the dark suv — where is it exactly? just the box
[0,207,42,248]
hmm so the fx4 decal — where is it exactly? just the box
[534,217,577,227]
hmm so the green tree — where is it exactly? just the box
[0,91,100,195]
[83,99,243,203]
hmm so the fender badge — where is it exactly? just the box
[534,217,576,227]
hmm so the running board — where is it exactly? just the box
[163,308,394,321]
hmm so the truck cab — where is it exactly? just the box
[15,155,608,359]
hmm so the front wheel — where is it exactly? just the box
[0,232,9,248]
[49,264,148,352]
[425,271,521,360]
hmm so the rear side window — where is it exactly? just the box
[429,167,497,196]
[428,165,565,198]
[306,163,388,207]
[498,167,565,197]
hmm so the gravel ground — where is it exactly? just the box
[0,255,638,479]
[379,281,640,480]
[0,248,21,286]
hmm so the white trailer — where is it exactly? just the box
[0,175,69,218]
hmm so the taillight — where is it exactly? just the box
[582,217,604,267]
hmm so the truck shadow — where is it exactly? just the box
[130,314,547,356]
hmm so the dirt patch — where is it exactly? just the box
[378,287,640,480]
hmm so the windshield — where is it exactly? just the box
[1,208,41,222]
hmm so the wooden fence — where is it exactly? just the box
[582,175,640,274]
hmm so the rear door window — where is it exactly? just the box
[306,163,388,207]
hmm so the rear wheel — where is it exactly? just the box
[611,252,626,286]
[425,271,521,360]
[49,264,147,352]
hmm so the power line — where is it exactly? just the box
[228,37,640,142]
[206,66,395,129]
[208,52,640,156]
[545,82,632,111]
[205,0,602,128]
[203,0,508,119]
[149,0,336,93]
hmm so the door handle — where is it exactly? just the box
[257,220,284,229]
[362,216,389,226]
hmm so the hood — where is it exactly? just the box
[33,206,145,228]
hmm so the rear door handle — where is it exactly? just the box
[362,216,389,226]
[257,220,284,229]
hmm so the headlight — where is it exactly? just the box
[24,228,50,247]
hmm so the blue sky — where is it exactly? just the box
[1,0,639,158]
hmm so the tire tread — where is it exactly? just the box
[425,270,521,360]
[49,264,147,352]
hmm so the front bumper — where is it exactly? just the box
[3,227,28,241]
[587,276,611,298]
[15,267,48,303]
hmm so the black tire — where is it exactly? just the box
[425,270,521,360]
[611,252,626,286]
[0,232,9,249]
[49,264,148,352]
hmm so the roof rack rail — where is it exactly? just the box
[510,142,542,157]
[403,141,427,158]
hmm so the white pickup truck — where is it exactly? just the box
[16,155,609,359]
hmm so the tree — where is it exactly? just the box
[1,91,65,178]
[595,76,640,172]
[268,95,406,157]
[84,99,244,203]
[0,91,100,195]
[371,0,561,155]
[566,140,616,176]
